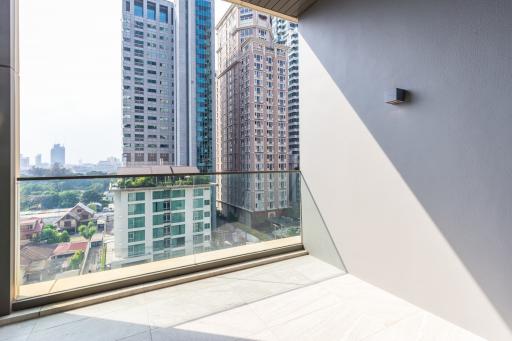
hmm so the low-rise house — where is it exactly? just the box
[20,242,57,284]
[54,203,95,234]
[19,217,44,240]
[51,241,88,260]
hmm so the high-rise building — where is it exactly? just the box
[216,6,289,224]
[20,155,30,171]
[122,0,214,172]
[50,144,65,166]
[35,154,42,167]
[122,0,176,166]
[273,18,299,170]
[175,0,215,172]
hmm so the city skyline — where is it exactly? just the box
[20,0,231,165]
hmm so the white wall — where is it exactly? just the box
[299,0,512,340]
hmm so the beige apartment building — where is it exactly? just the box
[216,6,290,225]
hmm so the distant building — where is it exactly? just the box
[54,203,95,234]
[50,144,65,166]
[273,18,299,170]
[121,0,215,172]
[111,166,213,267]
[96,157,121,173]
[20,243,56,283]
[35,154,42,167]
[20,217,44,240]
[20,155,30,170]
[216,6,289,224]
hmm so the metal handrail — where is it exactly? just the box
[17,169,301,182]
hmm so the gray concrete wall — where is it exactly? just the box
[299,0,512,340]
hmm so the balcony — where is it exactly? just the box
[0,256,482,340]
[15,171,306,307]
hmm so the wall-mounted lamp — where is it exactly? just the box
[386,88,408,105]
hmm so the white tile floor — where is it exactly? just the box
[0,256,485,341]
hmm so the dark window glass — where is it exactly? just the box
[147,2,156,20]
[134,0,143,17]
[125,0,130,12]
[159,5,168,23]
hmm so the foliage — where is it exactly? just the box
[115,175,211,189]
[20,177,110,212]
[37,224,70,244]
[81,188,103,204]
[87,203,99,212]
[78,222,97,240]
[69,250,84,270]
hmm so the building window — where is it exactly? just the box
[128,192,145,202]
[153,200,170,212]
[128,230,145,243]
[153,190,171,200]
[128,243,145,257]
[128,217,145,229]
[147,1,156,20]
[128,203,145,215]
[171,200,185,210]
[193,210,203,221]
[134,0,143,17]
[153,226,170,238]
[171,237,185,248]
[125,0,130,12]
[171,224,185,236]
[153,213,170,225]
[171,189,185,198]
[193,188,203,197]
[204,223,211,229]
[193,222,203,233]
[193,234,204,245]
[171,212,185,223]
[159,5,168,23]
[193,198,203,209]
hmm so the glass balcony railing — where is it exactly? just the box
[16,171,303,302]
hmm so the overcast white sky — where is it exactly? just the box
[20,0,232,165]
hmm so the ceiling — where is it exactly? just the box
[224,0,319,21]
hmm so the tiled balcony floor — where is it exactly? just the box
[0,256,484,341]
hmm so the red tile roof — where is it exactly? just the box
[52,242,88,256]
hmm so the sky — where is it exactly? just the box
[20,0,232,165]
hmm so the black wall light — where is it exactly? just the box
[386,88,408,104]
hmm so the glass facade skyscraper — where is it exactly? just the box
[122,0,214,172]
[194,0,215,172]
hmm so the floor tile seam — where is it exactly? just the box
[253,299,348,331]
[358,310,424,341]
[27,303,152,338]
[114,325,152,341]
[27,315,91,337]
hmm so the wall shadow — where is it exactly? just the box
[299,0,512,339]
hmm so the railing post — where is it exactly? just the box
[0,0,17,316]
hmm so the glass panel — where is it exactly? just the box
[134,0,143,17]
[16,171,302,300]
[147,1,156,20]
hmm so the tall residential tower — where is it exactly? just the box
[216,6,289,224]
[273,18,299,170]
[122,0,214,171]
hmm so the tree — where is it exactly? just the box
[78,223,96,240]
[81,190,102,205]
[40,193,60,209]
[69,250,84,270]
[38,224,69,244]
[59,191,80,208]
[60,230,70,242]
